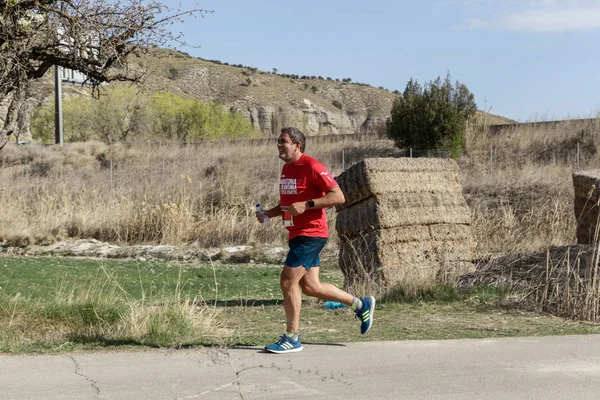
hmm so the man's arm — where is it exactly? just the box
[287,186,345,216]
[309,186,345,209]
[266,203,283,218]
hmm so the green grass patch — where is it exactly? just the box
[1,255,600,354]
[380,284,513,306]
[222,302,600,347]
[0,256,292,302]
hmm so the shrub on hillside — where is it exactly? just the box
[386,73,477,158]
[149,93,255,141]
[31,88,256,144]
[32,86,148,144]
[167,67,179,80]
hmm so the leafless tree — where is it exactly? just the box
[0,0,209,150]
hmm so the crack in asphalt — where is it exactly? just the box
[174,348,241,400]
[225,349,245,399]
[176,348,352,400]
[68,355,100,399]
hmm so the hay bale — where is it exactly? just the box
[335,157,475,295]
[573,170,600,244]
[339,229,474,294]
[428,224,473,241]
[335,158,463,211]
[336,192,471,237]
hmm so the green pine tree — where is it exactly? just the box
[386,73,477,158]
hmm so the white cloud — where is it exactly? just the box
[508,6,600,32]
[458,1,600,32]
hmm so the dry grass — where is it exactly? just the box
[457,118,600,321]
[1,119,598,258]
[536,245,600,322]
[0,136,401,249]
[460,119,600,255]
[0,271,231,351]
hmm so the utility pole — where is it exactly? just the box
[54,65,64,145]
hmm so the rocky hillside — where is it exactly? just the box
[1,48,398,140]
[2,47,514,141]
[140,48,398,136]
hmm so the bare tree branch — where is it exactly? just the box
[0,0,210,150]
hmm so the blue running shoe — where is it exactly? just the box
[264,334,303,354]
[355,296,375,334]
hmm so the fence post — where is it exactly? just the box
[410,148,412,158]
[489,145,494,174]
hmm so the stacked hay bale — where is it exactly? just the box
[573,170,600,244]
[335,157,475,295]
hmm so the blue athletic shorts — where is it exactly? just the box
[285,236,328,269]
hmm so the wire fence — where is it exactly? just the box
[484,142,586,174]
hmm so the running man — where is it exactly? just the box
[256,127,375,354]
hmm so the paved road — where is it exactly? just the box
[2,335,600,399]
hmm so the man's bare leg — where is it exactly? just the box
[299,267,354,305]
[300,266,375,334]
[280,265,308,333]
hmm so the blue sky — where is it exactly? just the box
[169,0,600,122]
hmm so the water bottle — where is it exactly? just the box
[324,301,347,310]
[255,204,270,226]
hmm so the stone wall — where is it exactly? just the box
[573,170,600,244]
[335,157,475,295]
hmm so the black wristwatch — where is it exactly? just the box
[307,199,315,209]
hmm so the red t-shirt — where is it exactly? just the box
[280,154,339,239]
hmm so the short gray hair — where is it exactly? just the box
[281,127,306,152]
